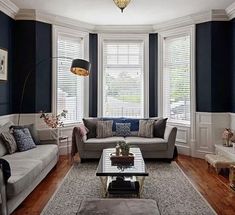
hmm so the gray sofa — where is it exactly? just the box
[0,122,59,215]
[74,118,177,160]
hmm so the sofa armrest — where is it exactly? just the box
[72,126,87,158]
[0,165,8,215]
[164,126,177,159]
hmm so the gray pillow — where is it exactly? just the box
[116,123,131,137]
[138,120,155,138]
[83,118,99,139]
[96,120,113,138]
[153,118,168,138]
[0,121,14,156]
[1,131,17,154]
[11,124,40,145]
[13,128,36,152]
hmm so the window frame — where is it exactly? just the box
[98,34,149,118]
[52,25,89,126]
[158,25,195,127]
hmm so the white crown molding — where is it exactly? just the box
[226,2,235,20]
[15,9,95,32]
[153,10,228,32]
[0,0,234,33]
[0,0,18,19]
[94,25,154,34]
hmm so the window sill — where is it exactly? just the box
[167,120,190,128]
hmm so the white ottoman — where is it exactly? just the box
[205,154,234,174]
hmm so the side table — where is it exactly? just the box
[59,136,69,158]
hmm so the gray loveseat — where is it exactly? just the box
[74,117,177,161]
[0,122,59,215]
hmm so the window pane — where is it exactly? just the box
[103,41,144,118]
[163,35,191,123]
[57,35,84,124]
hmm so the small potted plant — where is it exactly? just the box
[119,141,130,156]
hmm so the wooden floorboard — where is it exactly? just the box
[11,155,235,215]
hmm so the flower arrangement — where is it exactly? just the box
[40,110,68,128]
[222,128,233,147]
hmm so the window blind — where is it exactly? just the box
[57,34,84,124]
[163,35,191,123]
[102,40,144,117]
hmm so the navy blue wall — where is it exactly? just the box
[230,19,235,112]
[13,20,52,113]
[149,33,158,117]
[196,21,230,112]
[89,33,98,117]
[0,11,14,116]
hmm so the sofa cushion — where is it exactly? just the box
[13,128,36,152]
[1,131,17,154]
[3,158,42,198]
[0,122,14,157]
[154,118,167,138]
[116,123,131,137]
[138,120,155,138]
[11,124,40,145]
[83,118,99,139]
[84,137,125,151]
[3,144,58,170]
[96,120,113,138]
[125,137,168,151]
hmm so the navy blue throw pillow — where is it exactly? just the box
[13,128,36,152]
[116,123,131,137]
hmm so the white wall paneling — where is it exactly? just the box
[195,112,230,159]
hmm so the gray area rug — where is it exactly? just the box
[41,162,216,215]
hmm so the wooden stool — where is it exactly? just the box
[205,154,234,174]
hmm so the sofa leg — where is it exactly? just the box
[166,158,173,163]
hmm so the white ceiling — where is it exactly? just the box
[11,0,235,25]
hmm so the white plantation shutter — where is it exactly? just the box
[103,40,144,117]
[57,34,84,124]
[163,35,191,123]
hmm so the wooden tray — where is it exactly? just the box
[110,153,135,166]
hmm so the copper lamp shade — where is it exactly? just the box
[70,59,91,76]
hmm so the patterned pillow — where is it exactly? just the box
[96,120,113,138]
[116,123,131,137]
[13,128,36,152]
[1,131,17,154]
[138,120,155,138]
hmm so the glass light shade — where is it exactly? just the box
[70,59,91,76]
[113,0,131,12]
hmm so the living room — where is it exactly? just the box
[0,0,235,214]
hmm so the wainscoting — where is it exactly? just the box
[0,113,73,155]
[173,112,232,159]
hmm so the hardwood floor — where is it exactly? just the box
[12,155,235,215]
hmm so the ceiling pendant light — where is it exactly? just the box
[113,0,131,13]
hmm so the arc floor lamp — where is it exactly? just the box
[17,57,91,125]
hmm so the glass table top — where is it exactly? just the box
[96,147,148,177]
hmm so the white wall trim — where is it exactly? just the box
[0,0,19,19]
[94,25,154,34]
[97,33,149,118]
[226,2,235,20]
[15,9,95,32]
[0,0,233,34]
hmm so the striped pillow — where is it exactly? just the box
[138,120,155,138]
[96,120,113,138]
